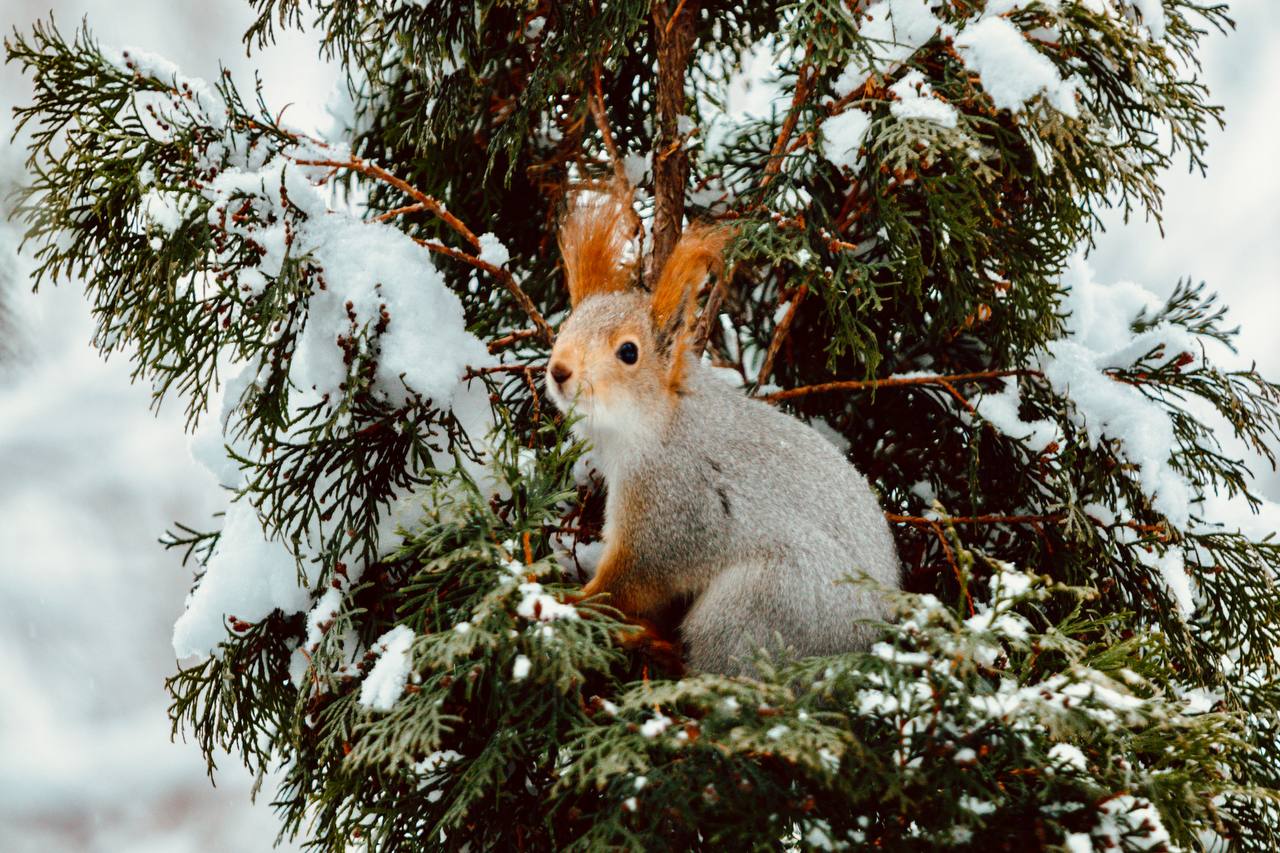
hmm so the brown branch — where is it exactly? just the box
[488,328,540,353]
[410,239,554,346]
[695,43,815,358]
[937,379,977,414]
[663,0,691,35]
[463,364,547,381]
[375,202,429,222]
[294,152,555,345]
[756,284,808,387]
[886,512,1068,527]
[832,186,874,235]
[690,260,736,356]
[758,369,1037,404]
[650,0,699,281]
[586,64,645,251]
[929,521,973,616]
[589,64,630,188]
[294,155,480,250]
[759,42,817,192]
[893,510,1069,614]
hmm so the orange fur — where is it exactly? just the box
[558,184,636,306]
[572,538,684,673]
[580,539,669,618]
[649,225,732,389]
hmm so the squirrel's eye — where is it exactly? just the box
[616,341,639,365]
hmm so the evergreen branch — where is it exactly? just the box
[13,3,1280,848]
[887,512,1070,527]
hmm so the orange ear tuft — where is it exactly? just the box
[649,224,733,390]
[649,224,732,341]
[558,184,636,306]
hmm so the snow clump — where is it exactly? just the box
[359,625,417,711]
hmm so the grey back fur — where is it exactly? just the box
[602,361,900,674]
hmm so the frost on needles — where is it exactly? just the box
[8,0,1280,850]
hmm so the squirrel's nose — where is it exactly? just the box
[549,362,573,386]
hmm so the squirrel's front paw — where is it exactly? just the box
[615,620,685,677]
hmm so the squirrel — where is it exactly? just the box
[546,187,901,675]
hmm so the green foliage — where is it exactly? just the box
[8,0,1280,849]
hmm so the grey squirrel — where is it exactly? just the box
[546,188,901,675]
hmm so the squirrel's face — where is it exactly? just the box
[549,186,727,449]
[547,291,672,438]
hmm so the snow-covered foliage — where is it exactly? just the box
[968,255,1241,613]
[10,29,506,663]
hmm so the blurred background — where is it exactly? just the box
[0,1,1276,849]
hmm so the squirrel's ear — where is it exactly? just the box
[649,224,731,352]
[558,183,636,307]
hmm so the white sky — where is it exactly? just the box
[1090,0,1280,378]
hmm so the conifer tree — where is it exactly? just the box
[7,0,1280,849]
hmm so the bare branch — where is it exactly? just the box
[589,64,630,188]
[755,284,808,387]
[292,153,554,345]
[650,0,698,281]
[294,155,480,250]
[758,369,1036,404]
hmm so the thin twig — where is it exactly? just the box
[375,202,429,222]
[937,379,977,414]
[758,369,1036,404]
[587,65,644,244]
[488,329,540,353]
[589,64,630,187]
[294,155,480,249]
[893,510,1069,616]
[409,238,554,346]
[759,42,816,192]
[756,283,808,387]
[696,43,815,357]
[691,260,736,355]
[463,364,547,381]
[886,512,1068,527]
[928,521,974,616]
[663,0,690,35]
